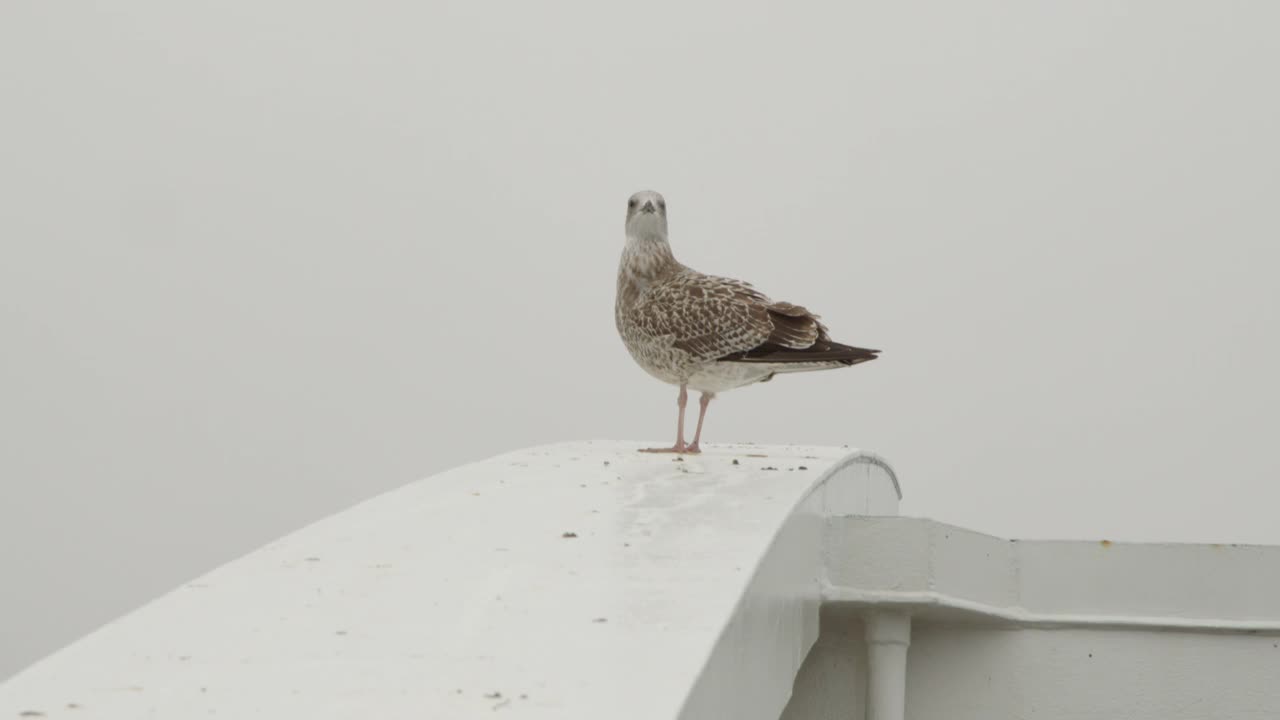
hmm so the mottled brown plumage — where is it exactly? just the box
[615,190,879,454]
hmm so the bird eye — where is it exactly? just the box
[628,199,637,208]
[658,200,666,210]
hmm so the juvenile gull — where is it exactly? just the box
[615,190,879,454]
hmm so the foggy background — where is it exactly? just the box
[2,0,1278,679]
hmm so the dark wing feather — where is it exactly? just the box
[718,300,880,365]
[718,339,880,365]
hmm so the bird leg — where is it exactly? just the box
[640,384,690,453]
[684,392,714,454]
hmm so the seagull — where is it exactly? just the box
[615,190,880,454]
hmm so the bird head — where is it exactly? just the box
[625,190,668,238]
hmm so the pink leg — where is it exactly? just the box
[640,385,689,453]
[685,392,714,454]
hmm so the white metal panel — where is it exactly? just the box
[779,611,868,720]
[679,451,900,720]
[0,442,900,720]
[804,517,1280,720]
[824,516,1280,631]
[1015,540,1280,621]
[906,626,1280,720]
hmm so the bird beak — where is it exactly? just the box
[640,200,656,214]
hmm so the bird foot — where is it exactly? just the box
[639,444,700,455]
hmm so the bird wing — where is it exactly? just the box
[627,274,773,361]
[630,272,877,365]
[629,271,880,363]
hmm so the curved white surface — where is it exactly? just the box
[0,442,900,720]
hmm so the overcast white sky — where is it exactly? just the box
[2,0,1278,680]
